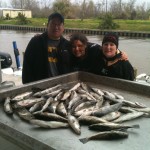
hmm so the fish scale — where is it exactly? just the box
[3,82,148,138]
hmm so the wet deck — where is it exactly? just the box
[0,72,150,150]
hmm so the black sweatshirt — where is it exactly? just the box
[22,32,70,84]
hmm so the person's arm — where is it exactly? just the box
[122,61,135,81]
[120,50,128,61]
[22,38,36,84]
[89,44,103,74]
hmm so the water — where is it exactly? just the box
[0,30,150,75]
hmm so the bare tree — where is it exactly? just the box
[121,0,136,19]
[10,0,39,9]
[8,0,150,19]
[0,0,9,7]
[136,2,148,19]
[52,0,71,17]
[86,0,95,18]
[39,0,52,9]
[10,0,21,8]
[110,0,122,18]
[95,1,105,18]
[81,0,86,21]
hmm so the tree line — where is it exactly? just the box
[1,0,150,20]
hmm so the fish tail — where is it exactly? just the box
[79,138,88,144]
[132,124,140,128]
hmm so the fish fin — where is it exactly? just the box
[117,128,127,132]
[79,138,88,144]
[132,124,140,128]
[143,113,150,118]
[135,102,146,108]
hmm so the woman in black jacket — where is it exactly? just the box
[95,32,135,81]
[69,32,134,81]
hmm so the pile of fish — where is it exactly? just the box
[3,82,150,144]
[136,73,150,85]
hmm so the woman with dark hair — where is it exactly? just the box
[69,32,102,72]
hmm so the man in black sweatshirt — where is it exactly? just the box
[22,12,70,84]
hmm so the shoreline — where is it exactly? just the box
[0,25,150,38]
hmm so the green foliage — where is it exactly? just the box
[53,0,71,17]
[5,13,11,20]
[0,18,150,31]
[65,19,99,29]
[16,13,30,25]
[99,14,120,29]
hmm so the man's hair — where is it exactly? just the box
[48,12,64,24]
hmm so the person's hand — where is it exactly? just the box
[121,52,128,60]
[34,34,40,37]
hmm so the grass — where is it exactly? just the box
[115,20,150,31]
[0,18,150,32]
[65,19,100,29]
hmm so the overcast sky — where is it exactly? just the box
[1,0,150,8]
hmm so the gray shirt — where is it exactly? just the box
[47,39,60,76]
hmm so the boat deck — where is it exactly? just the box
[2,73,22,86]
[0,72,150,150]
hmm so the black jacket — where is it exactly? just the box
[93,51,135,81]
[22,32,70,84]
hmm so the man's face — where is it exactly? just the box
[47,17,64,40]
